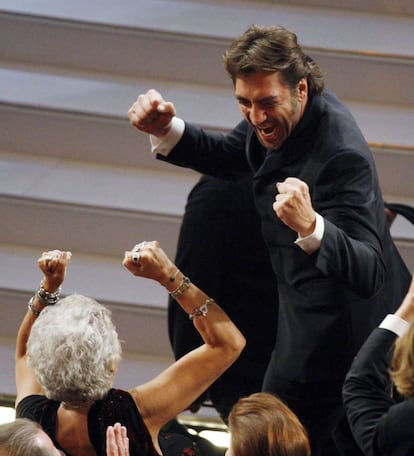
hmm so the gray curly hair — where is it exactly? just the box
[27,294,122,403]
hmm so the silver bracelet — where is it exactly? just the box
[169,276,191,299]
[28,296,41,317]
[189,298,215,320]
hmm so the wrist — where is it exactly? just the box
[37,282,61,306]
[28,284,62,317]
[27,282,62,318]
[40,279,61,294]
[165,271,191,299]
[299,215,317,238]
[395,293,414,322]
[28,296,45,317]
[154,120,173,138]
[162,267,180,288]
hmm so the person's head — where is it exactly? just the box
[390,321,414,398]
[223,25,324,150]
[226,392,310,456]
[0,418,63,456]
[224,25,324,97]
[27,294,122,403]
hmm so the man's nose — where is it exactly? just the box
[249,105,266,125]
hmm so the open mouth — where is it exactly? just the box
[258,125,277,138]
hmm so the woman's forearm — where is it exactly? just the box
[16,285,60,360]
[165,270,246,354]
[16,251,69,361]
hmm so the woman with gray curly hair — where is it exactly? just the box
[26,293,122,405]
[15,242,245,456]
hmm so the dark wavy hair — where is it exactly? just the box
[224,25,324,97]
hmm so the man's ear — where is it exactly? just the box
[297,77,308,101]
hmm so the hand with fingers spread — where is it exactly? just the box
[128,89,176,137]
[273,177,316,237]
[106,423,129,456]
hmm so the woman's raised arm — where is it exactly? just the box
[15,250,72,406]
[123,241,246,436]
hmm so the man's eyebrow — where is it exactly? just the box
[260,95,280,102]
[235,95,279,103]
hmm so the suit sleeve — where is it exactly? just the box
[343,328,397,456]
[314,150,386,298]
[157,121,251,179]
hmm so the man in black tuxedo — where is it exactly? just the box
[128,25,410,455]
[343,275,414,456]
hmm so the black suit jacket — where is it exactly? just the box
[343,328,414,456]
[158,89,410,413]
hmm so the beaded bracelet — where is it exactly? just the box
[28,296,41,317]
[27,283,62,317]
[189,297,215,320]
[36,282,61,306]
[169,275,191,299]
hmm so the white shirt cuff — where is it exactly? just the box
[295,213,324,254]
[379,314,409,336]
[150,117,185,156]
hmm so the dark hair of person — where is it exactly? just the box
[223,24,324,97]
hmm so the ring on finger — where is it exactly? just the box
[133,241,148,252]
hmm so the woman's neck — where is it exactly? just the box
[60,401,93,412]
